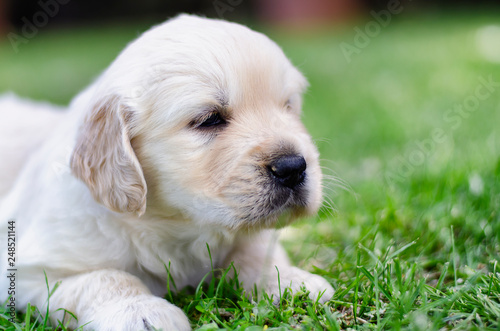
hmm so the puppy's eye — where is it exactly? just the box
[197,112,226,128]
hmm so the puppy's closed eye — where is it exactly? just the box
[284,94,303,114]
[197,112,226,128]
[190,109,228,132]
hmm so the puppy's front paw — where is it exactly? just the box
[267,266,334,304]
[86,295,190,331]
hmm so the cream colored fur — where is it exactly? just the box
[0,94,65,198]
[0,15,333,330]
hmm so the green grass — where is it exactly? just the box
[1,11,500,330]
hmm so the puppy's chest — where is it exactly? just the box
[128,226,234,291]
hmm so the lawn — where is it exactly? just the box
[1,11,500,330]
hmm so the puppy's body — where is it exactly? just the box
[0,95,65,198]
[0,15,333,330]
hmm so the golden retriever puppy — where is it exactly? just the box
[0,14,333,330]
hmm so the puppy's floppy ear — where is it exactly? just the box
[70,95,147,216]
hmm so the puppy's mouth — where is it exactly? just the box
[265,154,310,209]
[230,154,313,228]
[266,176,309,211]
[238,184,310,229]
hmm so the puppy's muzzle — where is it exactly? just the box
[268,155,306,189]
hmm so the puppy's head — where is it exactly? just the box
[71,15,322,231]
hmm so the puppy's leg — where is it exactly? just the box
[226,230,334,304]
[36,269,190,331]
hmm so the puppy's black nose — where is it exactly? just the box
[268,155,307,189]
